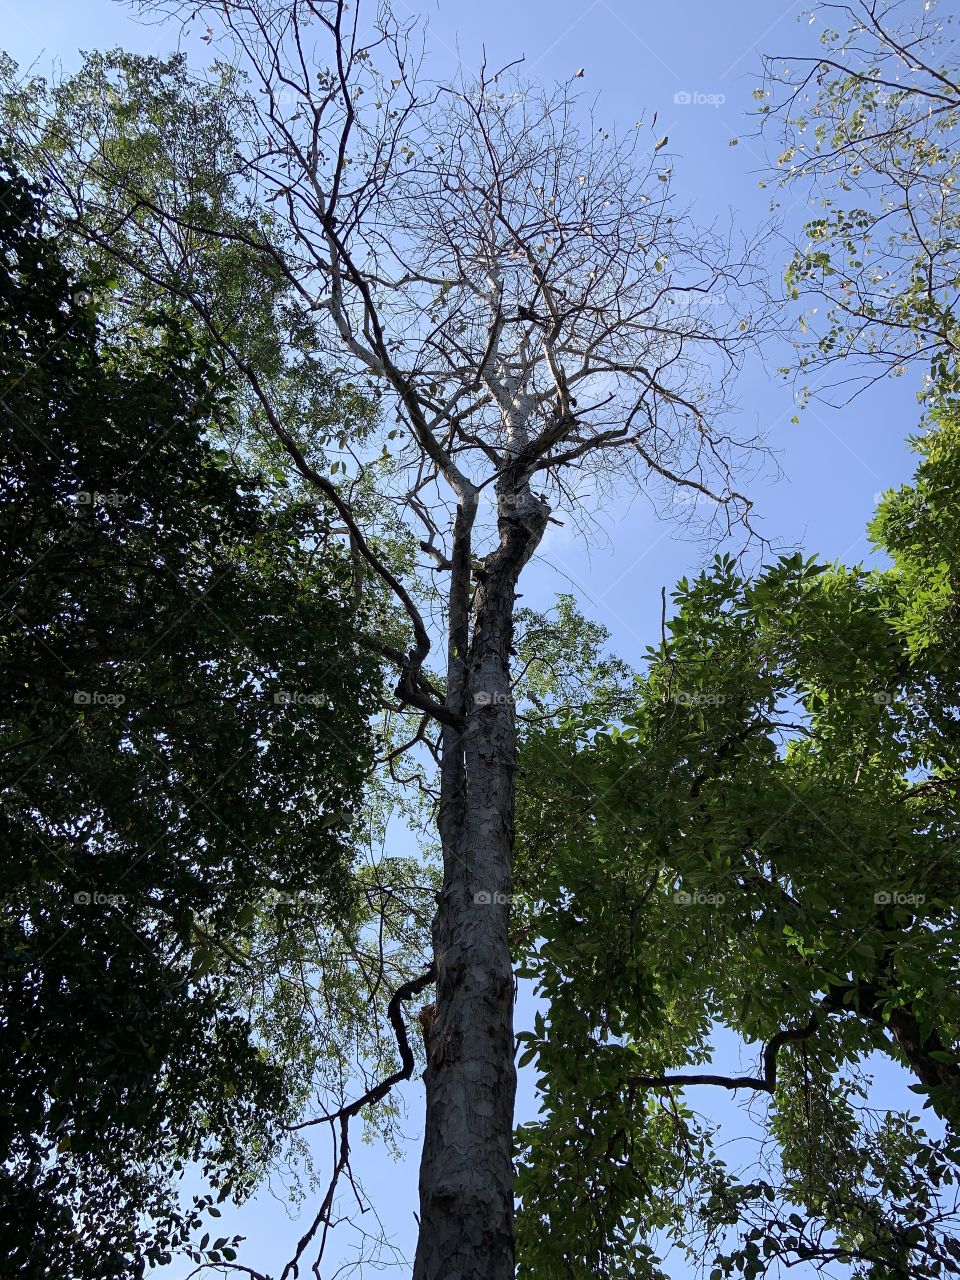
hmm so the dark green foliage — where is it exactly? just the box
[0,158,381,1279]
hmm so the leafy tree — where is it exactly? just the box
[515,400,960,1278]
[0,156,383,1278]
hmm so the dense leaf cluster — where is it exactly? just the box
[0,160,381,1278]
[515,407,960,1277]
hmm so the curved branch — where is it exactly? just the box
[624,1010,822,1096]
[286,961,437,1132]
[276,960,437,1279]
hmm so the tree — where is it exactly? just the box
[514,397,960,1277]
[0,155,383,1278]
[3,5,770,1272]
[759,0,960,401]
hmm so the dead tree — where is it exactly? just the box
[26,1,769,1272]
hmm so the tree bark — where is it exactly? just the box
[826,978,960,1125]
[413,484,547,1280]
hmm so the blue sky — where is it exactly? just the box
[1,0,935,1274]
[1,0,923,664]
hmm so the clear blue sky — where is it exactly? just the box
[1,0,931,1274]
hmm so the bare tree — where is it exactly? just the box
[15,1,769,1272]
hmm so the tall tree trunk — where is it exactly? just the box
[413,483,547,1280]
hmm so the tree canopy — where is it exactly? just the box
[514,399,960,1278]
[0,156,383,1278]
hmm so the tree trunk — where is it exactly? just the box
[413,484,547,1280]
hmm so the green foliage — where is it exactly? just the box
[515,406,960,1277]
[764,0,960,396]
[512,593,635,724]
[0,157,382,1279]
[0,47,381,478]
